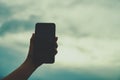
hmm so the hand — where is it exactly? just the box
[3,33,58,80]
[25,33,58,67]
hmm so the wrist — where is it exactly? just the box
[23,60,39,69]
[24,56,43,68]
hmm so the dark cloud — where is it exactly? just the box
[0,2,40,36]
[0,3,12,20]
[0,19,35,35]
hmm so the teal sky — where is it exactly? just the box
[0,0,120,80]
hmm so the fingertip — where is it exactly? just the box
[31,33,35,40]
[32,33,35,36]
[31,33,35,38]
[55,37,58,41]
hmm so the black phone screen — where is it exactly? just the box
[33,23,56,64]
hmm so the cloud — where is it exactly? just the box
[0,0,120,69]
[28,65,120,80]
[0,0,120,80]
[1,0,120,63]
[1,0,120,38]
[0,19,35,35]
[0,3,12,22]
[23,0,120,38]
[0,32,32,53]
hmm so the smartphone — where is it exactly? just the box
[33,23,56,64]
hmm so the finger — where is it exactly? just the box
[54,49,58,55]
[31,33,35,39]
[53,41,58,48]
[55,43,58,48]
[52,48,58,55]
[55,37,58,41]
[30,33,35,50]
[55,37,58,48]
[30,33,35,43]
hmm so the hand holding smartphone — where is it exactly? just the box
[33,23,57,64]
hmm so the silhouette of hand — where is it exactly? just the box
[25,33,58,67]
[2,33,58,80]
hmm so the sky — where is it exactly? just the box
[0,0,120,80]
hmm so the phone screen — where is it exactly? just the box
[33,23,56,64]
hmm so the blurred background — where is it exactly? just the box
[0,0,120,80]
